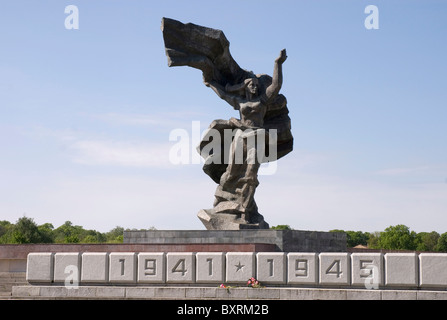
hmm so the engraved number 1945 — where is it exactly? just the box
[326,260,342,278]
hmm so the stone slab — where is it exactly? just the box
[123,230,346,252]
[351,253,383,288]
[346,289,382,300]
[96,287,126,298]
[166,253,195,283]
[419,253,447,288]
[126,287,156,299]
[137,253,166,284]
[287,253,318,285]
[81,253,108,283]
[417,290,447,300]
[382,290,417,300]
[195,252,225,284]
[385,253,418,287]
[109,253,137,284]
[319,253,351,286]
[22,251,447,290]
[53,253,81,283]
[279,288,314,300]
[26,253,53,283]
[154,287,186,299]
[14,285,447,300]
[226,252,255,284]
[256,253,286,284]
[185,287,218,299]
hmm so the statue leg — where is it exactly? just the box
[198,129,269,230]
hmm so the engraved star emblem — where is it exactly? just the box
[235,261,244,272]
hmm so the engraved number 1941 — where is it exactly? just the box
[172,259,187,276]
[144,259,157,276]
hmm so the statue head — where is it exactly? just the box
[245,77,259,97]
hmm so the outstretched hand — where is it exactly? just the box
[276,49,287,64]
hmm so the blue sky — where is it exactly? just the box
[0,0,446,233]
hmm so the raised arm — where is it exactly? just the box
[265,49,287,102]
[205,80,241,110]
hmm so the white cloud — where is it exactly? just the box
[374,166,432,176]
[6,125,447,233]
[69,139,174,168]
[90,111,211,130]
[5,173,213,232]
[256,170,447,233]
[55,112,222,168]
[2,151,446,233]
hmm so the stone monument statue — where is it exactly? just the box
[161,18,293,230]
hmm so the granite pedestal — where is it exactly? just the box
[123,230,346,253]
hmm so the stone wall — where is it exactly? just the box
[24,251,447,289]
[123,230,347,252]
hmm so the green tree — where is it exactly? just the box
[347,231,370,247]
[82,235,99,243]
[415,231,440,252]
[0,220,14,243]
[37,223,55,243]
[10,216,43,244]
[331,230,370,248]
[80,229,106,243]
[54,221,84,243]
[106,226,124,243]
[0,220,12,235]
[0,218,131,244]
[436,233,447,252]
[367,231,381,249]
[377,225,417,250]
[271,225,293,230]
